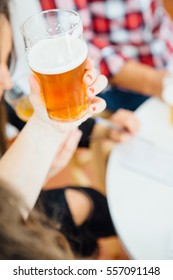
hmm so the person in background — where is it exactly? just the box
[38,0,173,111]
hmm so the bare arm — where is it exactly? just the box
[0,14,13,98]
[0,114,69,216]
[110,60,168,98]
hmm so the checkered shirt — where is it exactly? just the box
[39,0,173,78]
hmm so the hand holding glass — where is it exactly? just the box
[21,9,88,122]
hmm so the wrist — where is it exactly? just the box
[28,114,68,141]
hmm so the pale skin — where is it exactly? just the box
[84,63,140,142]
[110,60,168,98]
[0,13,13,99]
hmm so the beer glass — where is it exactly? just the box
[21,9,88,122]
[4,86,34,122]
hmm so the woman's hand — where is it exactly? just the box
[108,109,140,142]
[29,58,108,179]
[92,109,140,143]
[0,14,13,99]
[29,58,107,131]
[30,80,83,182]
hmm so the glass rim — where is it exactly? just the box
[20,9,82,39]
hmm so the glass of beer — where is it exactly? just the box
[4,86,34,122]
[20,9,88,122]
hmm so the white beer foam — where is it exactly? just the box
[28,36,88,74]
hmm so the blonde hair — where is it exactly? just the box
[0,184,74,260]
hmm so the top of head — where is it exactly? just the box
[28,36,88,74]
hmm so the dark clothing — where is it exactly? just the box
[79,118,95,147]
[98,86,150,112]
[5,103,25,131]
[37,187,116,257]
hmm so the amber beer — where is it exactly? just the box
[4,87,34,122]
[15,96,34,122]
[28,36,88,122]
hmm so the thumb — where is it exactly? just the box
[29,75,40,95]
[29,75,44,106]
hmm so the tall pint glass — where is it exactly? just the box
[21,10,88,122]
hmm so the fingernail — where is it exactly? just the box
[86,74,92,81]
[88,87,95,94]
[84,74,92,85]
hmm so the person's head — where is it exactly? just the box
[0,182,74,260]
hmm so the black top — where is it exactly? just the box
[36,186,116,257]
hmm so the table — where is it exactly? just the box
[106,97,173,259]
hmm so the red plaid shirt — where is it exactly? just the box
[39,0,173,77]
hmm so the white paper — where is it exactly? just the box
[120,138,173,187]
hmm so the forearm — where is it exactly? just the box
[110,60,168,98]
[0,14,12,64]
[0,114,67,216]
